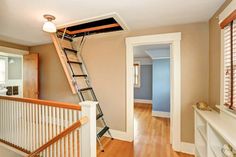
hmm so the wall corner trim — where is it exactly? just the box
[180,142,195,155]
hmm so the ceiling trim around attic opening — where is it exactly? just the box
[57,13,128,37]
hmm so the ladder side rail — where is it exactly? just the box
[52,33,85,101]
[50,34,77,94]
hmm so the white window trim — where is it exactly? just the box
[0,56,8,85]
[220,0,236,117]
[134,61,141,88]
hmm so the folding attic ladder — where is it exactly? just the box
[54,31,114,151]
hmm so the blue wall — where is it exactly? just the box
[152,59,170,112]
[134,65,152,100]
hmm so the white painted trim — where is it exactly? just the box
[57,12,129,31]
[125,32,182,151]
[97,127,130,141]
[181,142,195,155]
[152,111,170,118]
[219,0,236,23]
[80,101,97,157]
[134,99,152,104]
[0,46,29,56]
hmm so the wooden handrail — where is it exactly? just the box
[27,116,88,157]
[0,96,81,111]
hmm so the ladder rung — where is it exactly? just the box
[67,61,82,65]
[64,48,77,53]
[79,87,93,92]
[96,113,103,120]
[73,74,87,77]
[97,126,109,138]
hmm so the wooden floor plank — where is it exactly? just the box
[97,103,194,157]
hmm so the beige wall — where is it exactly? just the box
[30,22,209,143]
[209,0,232,108]
[30,44,79,103]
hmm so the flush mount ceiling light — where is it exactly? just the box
[43,14,56,33]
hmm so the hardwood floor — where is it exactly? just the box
[97,103,194,157]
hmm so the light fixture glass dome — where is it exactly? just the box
[43,14,56,33]
[43,21,56,33]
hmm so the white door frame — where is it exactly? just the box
[125,32,181,151]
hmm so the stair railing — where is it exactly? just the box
[27,117,88,157]
[0,96,97,157]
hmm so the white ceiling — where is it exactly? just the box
[134,44,170,58]
[0,0,225,46]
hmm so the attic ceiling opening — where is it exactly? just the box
[58,16,125,38]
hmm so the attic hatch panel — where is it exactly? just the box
[59,17,124,37]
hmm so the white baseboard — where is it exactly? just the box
[97,127,130,141]
[134,99,152,104]
[152,111,170,118]
[181,142,195,155]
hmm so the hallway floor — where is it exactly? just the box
[97,103,194,157]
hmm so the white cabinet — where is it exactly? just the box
[194,107,236,157]
[195,113,207,157]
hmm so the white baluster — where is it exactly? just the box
[57,108,60,157]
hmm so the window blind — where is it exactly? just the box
[224,20,236,111]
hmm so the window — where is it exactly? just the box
[134,63,140,88]
[0,58,6,84]
[223,20,236,111]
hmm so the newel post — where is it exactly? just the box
[80,101,97,157]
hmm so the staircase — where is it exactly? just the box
[51,30,113,151]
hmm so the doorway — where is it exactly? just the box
[125,32,181,151]
[0,46,39,99]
